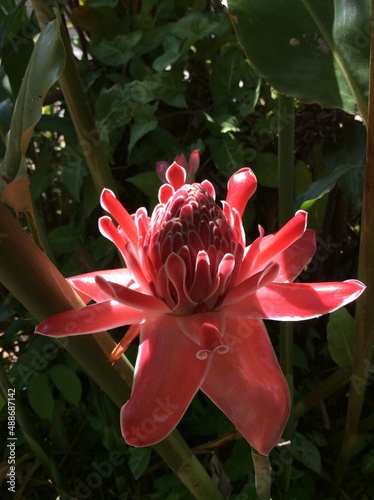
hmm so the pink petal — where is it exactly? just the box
[253,211,308,273]
[222,262,279,307]
[120,244,153,294]
[95,276,171,313]
[121,315,211,447]
[201,318,290,456]
[164,253,197,314]
[100,189,138,246]
[159,183,174,204]
[201,179,216,199]
[177,310,226,346]
[174,153,189,170]
[155,161,169,183]
[165,162,186,190]
[225,280,365,320]
[226,168,257,217]
[99,216,129,257]
[35,300,148,337]
[67,269,134,303]
[189,251,213,302]
[273,229,316,283]
[238,228,264,283]
[188,149,200,173]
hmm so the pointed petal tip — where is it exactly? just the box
[165,162,187,190]
[344,279,366,297]
[34,313,80,338]
[189,149,200,172]
[100,188,116,210]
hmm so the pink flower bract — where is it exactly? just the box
[156,149,200,184]
[36,163,365,456]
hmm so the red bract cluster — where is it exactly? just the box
[36,163,365,455]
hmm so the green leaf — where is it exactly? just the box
[95,87,130,127]
[92,32,142,66]
[29,141,52,201]
[0,14,65,212]
[148,72,187,108]
[128,447,152,480]
[292,431,321,474]
[211,46,261,117]
[327,307,355,370]
[251,152,278,188]
[128,103,158,153]
[207,134,247,174]
[338,165,365,212]
[224,440,253,482]
[171,12,225,42]
[28,373,54,420]
[228,0,369,122]
[295,161,313,197]
[361,449,374,474]
[49,364,82,406]
[86,0,119,7]
[153,36,183,72]
[295,163,359,211]
[60,158,87,201]
[127,171,160,199]
[48,224,81,254]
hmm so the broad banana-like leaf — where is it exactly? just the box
[228,0,369,124]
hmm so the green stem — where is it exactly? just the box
[252,449,272,500]
[0,201,223,499]
[277,94,295,499]
[331,1,374,490]
[31,0,117,195]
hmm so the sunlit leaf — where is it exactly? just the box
[295,163,360,211]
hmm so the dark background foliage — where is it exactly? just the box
[0,1,372,499]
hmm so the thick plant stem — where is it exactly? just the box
[278,95,295,498]
[0,202,224,500]
[252,449,272,500]
[277,94,295,499]
[331,1,374,491]
[31,0,117,195]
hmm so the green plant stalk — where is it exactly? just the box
[252,449,272,500]
[0,363,66,492]
[331,1,374,489]
[31,0,117,195]
[0,201,223,499]
[277,94,295,499]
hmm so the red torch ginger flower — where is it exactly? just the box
[36,162,365,456]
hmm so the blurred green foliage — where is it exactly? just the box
[0,1,372,499]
